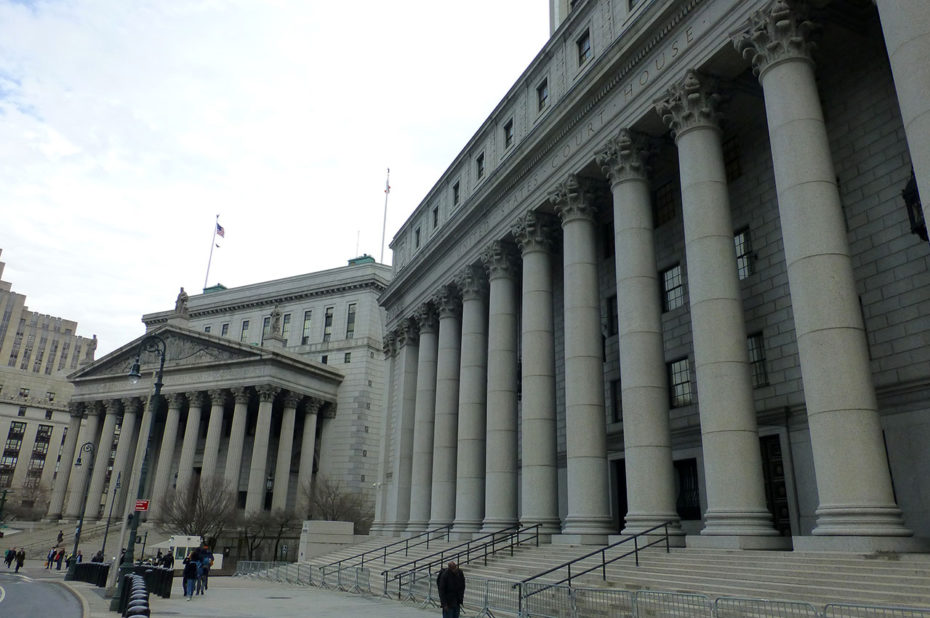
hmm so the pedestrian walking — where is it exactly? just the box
[57,529,64,545]
[437,561,466,618]
[55,548,64,570]
[4,548,13,568]
[183,555,198,600]
[46,547,55,569]
[14,548,25,573]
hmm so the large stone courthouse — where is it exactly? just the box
[372,0,930,552]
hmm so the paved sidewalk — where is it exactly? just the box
[21,560,444,618]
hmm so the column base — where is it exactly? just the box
[687,534,792,550]
[560,514,615,540]
[450,519,482,541]
[701,508,781,537]
[551,533,610,545]
[427,519,453,532]
[812,505,912,537]
[402,520,428,537]
[479,518,519,535]
[520,517,562,537]
[379,522,406,537]
[792,535,930,553]
[611,532,686,548]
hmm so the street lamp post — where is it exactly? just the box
[65,441,96,581]
[101,471,121,559]
[109,334,166,610]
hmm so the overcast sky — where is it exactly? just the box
[0,0,549,357]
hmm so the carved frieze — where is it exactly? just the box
[655,70,722,138]
[597,128,651,184]
[731,0,817,76]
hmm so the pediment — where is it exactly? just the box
[71,325,265,382]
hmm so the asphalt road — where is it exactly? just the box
[0,571,82,616]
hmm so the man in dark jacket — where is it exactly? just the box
[437,561,465,618]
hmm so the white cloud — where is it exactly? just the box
[0,0,549,356]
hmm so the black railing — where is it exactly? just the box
[321,524,451,582]
[513,520,673,613]
[384,524,540,599]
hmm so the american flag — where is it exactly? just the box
[216,222,225,238]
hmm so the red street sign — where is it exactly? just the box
[135,500,150,512]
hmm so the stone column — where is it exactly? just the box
[388,321,420,534]
[84,400,120,520]
[876,0,930,228]
[201,389,227,483]
[272,391,301,511]
[551,175,613,542]
[481,240,520,532]
[598,130,682,538]
[246,385,279,514]
[406,304,439,534]
[65,403,103,518]
[452,265,488,537]
[656,70,777,543]
[512,211,561,535]
[176,392,205,493]
[46,403,84,520]
[295,399,322,518]
[428,287,462,529]
[733,2,911,540]
[151,393,185,519]
[371,333,397,535]
[104,398,141,525]
[224,387,251,494]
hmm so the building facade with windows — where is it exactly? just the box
[47,257,391,525]
[0,249,98,513]
[373,0,930,552]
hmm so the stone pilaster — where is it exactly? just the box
[46,402,84,520]
[201,389,227,483]
[598,130,682,540]
[387,320,420,534]
[452,265,489,537]
[272,391,301,511]
[656,70,778,545]
[246,385,280,514]
[481,240,520,532]
[406,304,439,534]
[429,286,462,529]
[371,332,398,535]
[84,400,120,520]
[65,402,103,518]
[733,1,911,543]
[176,391,205,493]
[551,174,613,542]
[512,211,561,535]
[295,398,323,518]
[224,387,251,494]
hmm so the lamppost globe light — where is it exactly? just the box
[128,359,142,384]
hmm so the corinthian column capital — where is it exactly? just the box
[413,303,438,334]
[481,240,519,280]
[383,331,398,357]
[597,129,651,184]
[549,174,597,225]
[655,70,723,139]
[256,385,280,403]
[397,317,420,347]
[456,264,487,301]
[731,0,817,77]
[434,285,461,320]
[512,210,557,255]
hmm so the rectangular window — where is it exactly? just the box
[240,319,250,343]
[17,407,26,417]
[322,307,334,343]
[432,206,439,229]
[668,358,694,407]
[414,226,421,250]
[503,119,514,149]
[301,310,313,345]
[262,316,271,343]
[577,29,592,65]
[537,78,549,111]
[654,181,677,226]
[19,387,29,398]
[662,264,685,312]
[452,182,460,206]
[610,378,622,423]
[723,136,742,182]
[45,410,53,420]
[221,323,229,337]
[47,392,55,402]
[321,355,328,365]
[204,325,211,334]
[606,295,618,336]
[476,152,485,180]
[282,313,291,340]
[747,332,769,388]
[345,303,357,339]
[734,228,753,280]
[344,352,351,364]
[674,458,701,520]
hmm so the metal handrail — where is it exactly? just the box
[384,524,540,599]
[513,520,672,611]
[321,524,451,578]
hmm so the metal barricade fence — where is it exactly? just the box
[522,582,574,618]
[356,567,372,595]
[824,604,930,618]
[715,597,821,618]
[573,587,634,618]
[479,577,522,617]
[634,590,714,618]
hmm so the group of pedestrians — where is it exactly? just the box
[181,544,214,601]
[44,547,66,570]
[3,547,25,572]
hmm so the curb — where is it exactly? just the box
[51,579,91,618]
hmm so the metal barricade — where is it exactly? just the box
[633,590,714,618]
[715,597,821,618]
[824,604,930,618]
[480,578,522,617]
[573,587,635,618]
[522,582,574,618]
[356,567,372,595]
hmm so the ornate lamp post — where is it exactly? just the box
[65,441,96,581]
[109,334,166,609]
[101,471,121,559]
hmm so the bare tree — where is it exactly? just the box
[239,510,273,561]
[158,476,237,543]
[5,482,50,520]
[303,477,373,534]
[267,509,300,561]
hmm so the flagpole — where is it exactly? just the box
[203,214,219,289]
[380,168,390,264]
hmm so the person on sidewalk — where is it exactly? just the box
[4,548,13,568]
[14,548,25,573]
[57,530,64,545]
[55,548,64,570]
[437,561,466,618]
[183,556,198,600]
